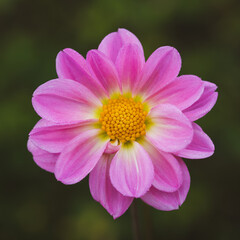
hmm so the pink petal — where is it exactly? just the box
[56,48,90,75]
[136,46,181,99]
[109,142,154,197]
[32,79,101,123]
[146,75,204,110]
[141,158,190,211]
[104,141,120,154]
[115,44,145,93]
[27,139,59,173]
[30,118,54,129]
[55,129,109,184]
[98,28,144,63]
[87,50,121,95]
[89,154,133,219]
[29,119,96,153]
[146,104,193,153]
[143,141,183,192]
[56,48,107,98]
[175,123,215,159]
[183,81,218,121]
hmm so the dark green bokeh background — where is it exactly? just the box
[1,0,240,239]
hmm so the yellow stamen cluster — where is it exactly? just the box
[99,96,147,143]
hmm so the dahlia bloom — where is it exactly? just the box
[28,29,218,219]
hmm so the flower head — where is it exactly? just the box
[28,29,218,219]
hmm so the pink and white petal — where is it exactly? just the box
[110,142,154,198]
[143,141,183,192]
[30,118,55,130]
[89,154,133,219]
[104,141,120,154]
[183,81,218,121]
[98,28,144,63]
[32,79,101,123]
[146,104,193,153]
[87,50,121,95]
[177,158,191,205]
[98,32,123,64]
[115,44,145,93]
[146,75,204,110]
[56,48,91,76]
[175,123,215,159]
[55,129,109,185]
[141,158,190,211]
[29,119,97,153]
[117,28,144,55]
[56,48,107,98]
[27,139,59,173]
[136,46,181,99]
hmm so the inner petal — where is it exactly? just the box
[99,96,148,143]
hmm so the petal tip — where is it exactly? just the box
[112,213,121,220]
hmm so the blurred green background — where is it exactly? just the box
[1,0,240,239]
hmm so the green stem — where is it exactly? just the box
[130,200,140,240]
[144,204,154,240]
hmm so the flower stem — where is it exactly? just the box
[144,204,154,240]
[130,200,140,240]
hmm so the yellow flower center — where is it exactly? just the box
[99,96,147,143]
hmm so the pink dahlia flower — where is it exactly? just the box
[28,29,218,219]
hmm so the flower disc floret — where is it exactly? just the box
[99,96,147,143]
